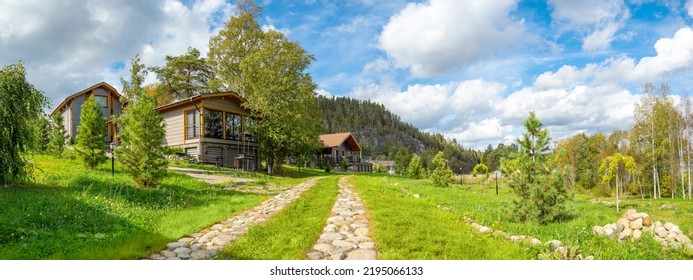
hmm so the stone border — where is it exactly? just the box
[147,177,323,260]
[305,176,377,260]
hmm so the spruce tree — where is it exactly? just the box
[430,151,454,187]
[48,114,67,157]
[501,111,570,224]
[117,56,167,188]
[75,95,108,169]
[408,154,424,179]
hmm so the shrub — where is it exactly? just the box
[430,151,453,188]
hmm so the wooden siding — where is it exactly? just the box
[202,96,245,114]
[161,107,190,146]
[70,95,85,139]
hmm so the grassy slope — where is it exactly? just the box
[0,155,267,259]
[392,177,693,260]
[350,174,534,260]
[218,176,340,260]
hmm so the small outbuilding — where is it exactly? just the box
[319,132,362,166]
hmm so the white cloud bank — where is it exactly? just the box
[378,0,523,77]
[548,0,630,52]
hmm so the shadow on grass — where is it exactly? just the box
[0,181,169,260]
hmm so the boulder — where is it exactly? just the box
[166,242,188,250]
[592,226,605,235]
[623,209,637,220]
[604,227,617,239]
[354,227,370,237]
[346,249,377,260]
[675,234,691,244]
[642,216,653,227]
[616,218,630,230]
[654,227,668,238]
[306,251,324,260]
[629,218,643,230]
[320,232,343,241]
[632,229,642,239]
[332,240,357,250]
[313,243,334,253]
[664,222,681,234]
[545,240,563,250]
[618,228,632,240]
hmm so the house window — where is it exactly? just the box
[95,95,109,118]
[244,117,257,143]
[185,110,199,139]
[204,109,223,139]
[225,113,241,140]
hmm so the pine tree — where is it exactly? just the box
[48,114,67,157]
[30,116,51,153]
[116,56,168,188]
[430,151,454,187]
[408,154,424,179]
[501,111,571,224]
[75,95,107,170]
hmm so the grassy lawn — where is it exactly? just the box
[0,154,267,259]
[218,176,340,260]
[386,176,693,260]
[350,174,536,260]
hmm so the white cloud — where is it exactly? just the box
[0,0,233,111]
[687,0,693,17]
[548,0,630,52]
[378,0,523,77]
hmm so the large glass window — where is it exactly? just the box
[204,109,223,139]
[185,110,199,139]
[244,117,257,143]
[225,113,241,140]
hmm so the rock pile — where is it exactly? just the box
[306,176,377,260]
[593,209,693,250]
[148,177,321,260]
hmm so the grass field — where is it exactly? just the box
[371,175,693,260]
[218,176,340,260]
[0,155,267,259]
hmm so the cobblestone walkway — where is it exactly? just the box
[148,177,322,260]
[306,176,377,260]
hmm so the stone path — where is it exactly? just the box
[169,167,254,185]
[306,176,377,260]
[148,177,322,260]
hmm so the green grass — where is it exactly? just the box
[350,174,535,260]
[218,176,340,260]
[387,176,693,260]
[0,154,266,259]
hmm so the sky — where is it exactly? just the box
[2,0,693,150]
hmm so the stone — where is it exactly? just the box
[211,224,226,231]
[339,225,351,232]
[166,257,181,260]
[592,226,605,235]
[545,240,563,250]
[313,243,334,253]
[211,234,238,246]
[622,209,637,220]
[618,228,632,240]
[359,242,376,250]
[354,228,370,237]
[604,227,617,239]
[675,234,691,244]
[190,249,217,260]
[346,236,372,244]
[346,249,377,260]
[161,250,177,258]
[177,252,191,260]
[530,238,543,245]
[333,240,357,250]
[510,235,522,242]
[327,216,345,222]
[166,242,187,250]
[329,252,345,260]
[190,244,203,251]
[320,232,343,241]
[173,247,192,255]
[642,216,652,227]
[153,256,166,260]
[664,222,680,233]
[654,227,668,238]
[632,229,642,239]
[178,237,195,245]
[478,226,493,233]
[667,232,678,240]
[554,246,567,258]
[306,251,324,260]
[616,218,630,230]
[629,218,643,230]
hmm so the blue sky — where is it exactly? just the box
[2,0,693,149]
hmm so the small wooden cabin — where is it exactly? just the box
[319,132,362,166]
[155,92,259,170]
[51,82,123,144]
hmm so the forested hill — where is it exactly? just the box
[317,95,492,173]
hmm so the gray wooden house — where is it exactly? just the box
[319,132,362,166]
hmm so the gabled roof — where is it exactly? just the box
[154,91,247,112]
[319,132,361,152]
[51,82,121,116]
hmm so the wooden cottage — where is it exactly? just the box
[51,82,123,144]
[155,92,259,170]
[319,132,362,166]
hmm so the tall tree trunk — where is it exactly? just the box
[616,166,620,212]
[652,118,658,199]
[689,143,692,200]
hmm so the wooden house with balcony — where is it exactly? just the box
[155,92,259,170]
[51,82,123,144]
[319,132,362,166]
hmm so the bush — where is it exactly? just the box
[430,151,453,188]
[408,154,424,179]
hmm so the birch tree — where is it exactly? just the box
[599,153,636,212]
